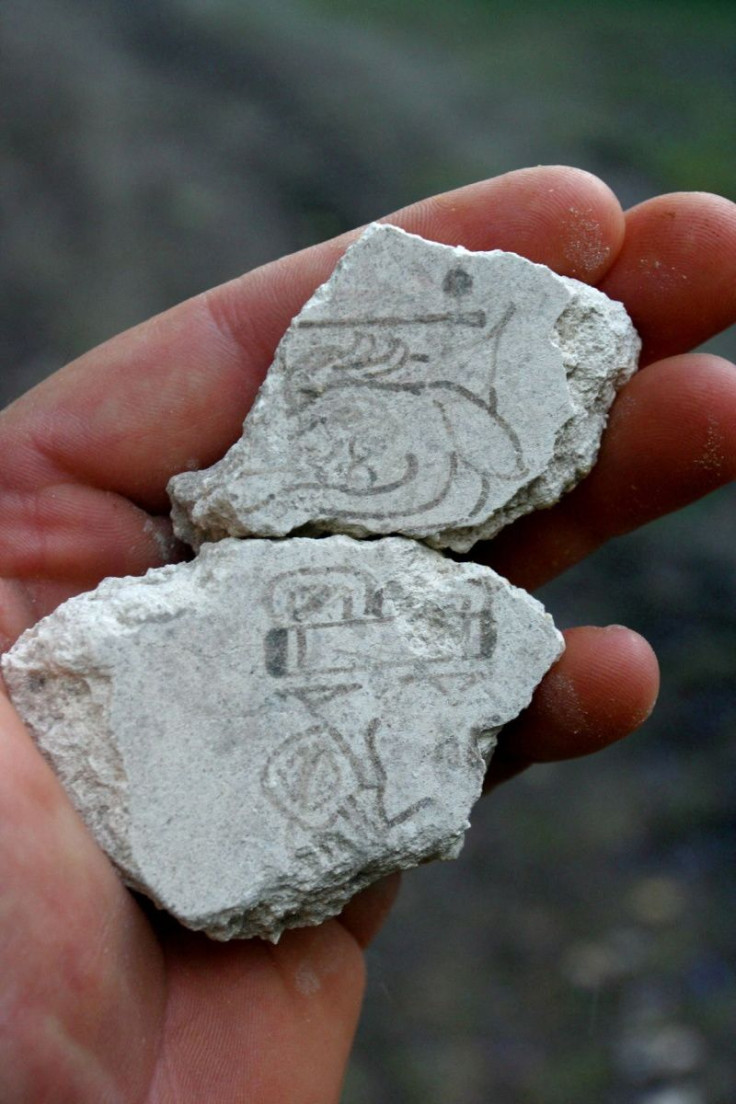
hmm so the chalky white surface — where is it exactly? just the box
[169,223,640,552]
[2,537,562,941]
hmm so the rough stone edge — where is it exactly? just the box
[432,277,641,550]
[0,561,198,897]
[185,814,474,942]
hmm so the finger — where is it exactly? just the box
[0,484,181,582]
[0,691,165,1101]
[0,166,625,512]
[599,191,736,366]
[149,922,365,1104]
[338,872,402,948]
[397,164,624,278]
[0,485,183,638]
[0,579,35,652]
[485,625,659,790]
[485,353,736,590]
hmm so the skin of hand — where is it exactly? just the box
[1,165,736,1103]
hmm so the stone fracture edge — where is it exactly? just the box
[168,222,640,552]
[2,536,564,942]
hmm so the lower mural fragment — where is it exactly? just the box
[2,537,562,941]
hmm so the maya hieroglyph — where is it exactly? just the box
[169,224,640,552]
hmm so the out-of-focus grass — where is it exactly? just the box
[307,0,736,203]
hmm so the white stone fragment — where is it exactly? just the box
[169,223,640,552]
[2,536,562,942]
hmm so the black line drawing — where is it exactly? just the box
[297,309,487,329]
[259,567,495,836]
[261,719,366,832]
[266,565,383,621]
[260,713,433,835]
[266,267,531,527]
[263,567,495,679]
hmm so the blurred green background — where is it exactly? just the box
[2,2,735,1101]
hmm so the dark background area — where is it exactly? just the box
[2,2,735,1101]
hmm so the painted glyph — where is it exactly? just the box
[169,224,640,551]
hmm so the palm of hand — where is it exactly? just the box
[1,167,735,1103]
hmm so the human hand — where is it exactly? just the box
[1,166,735,1102]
